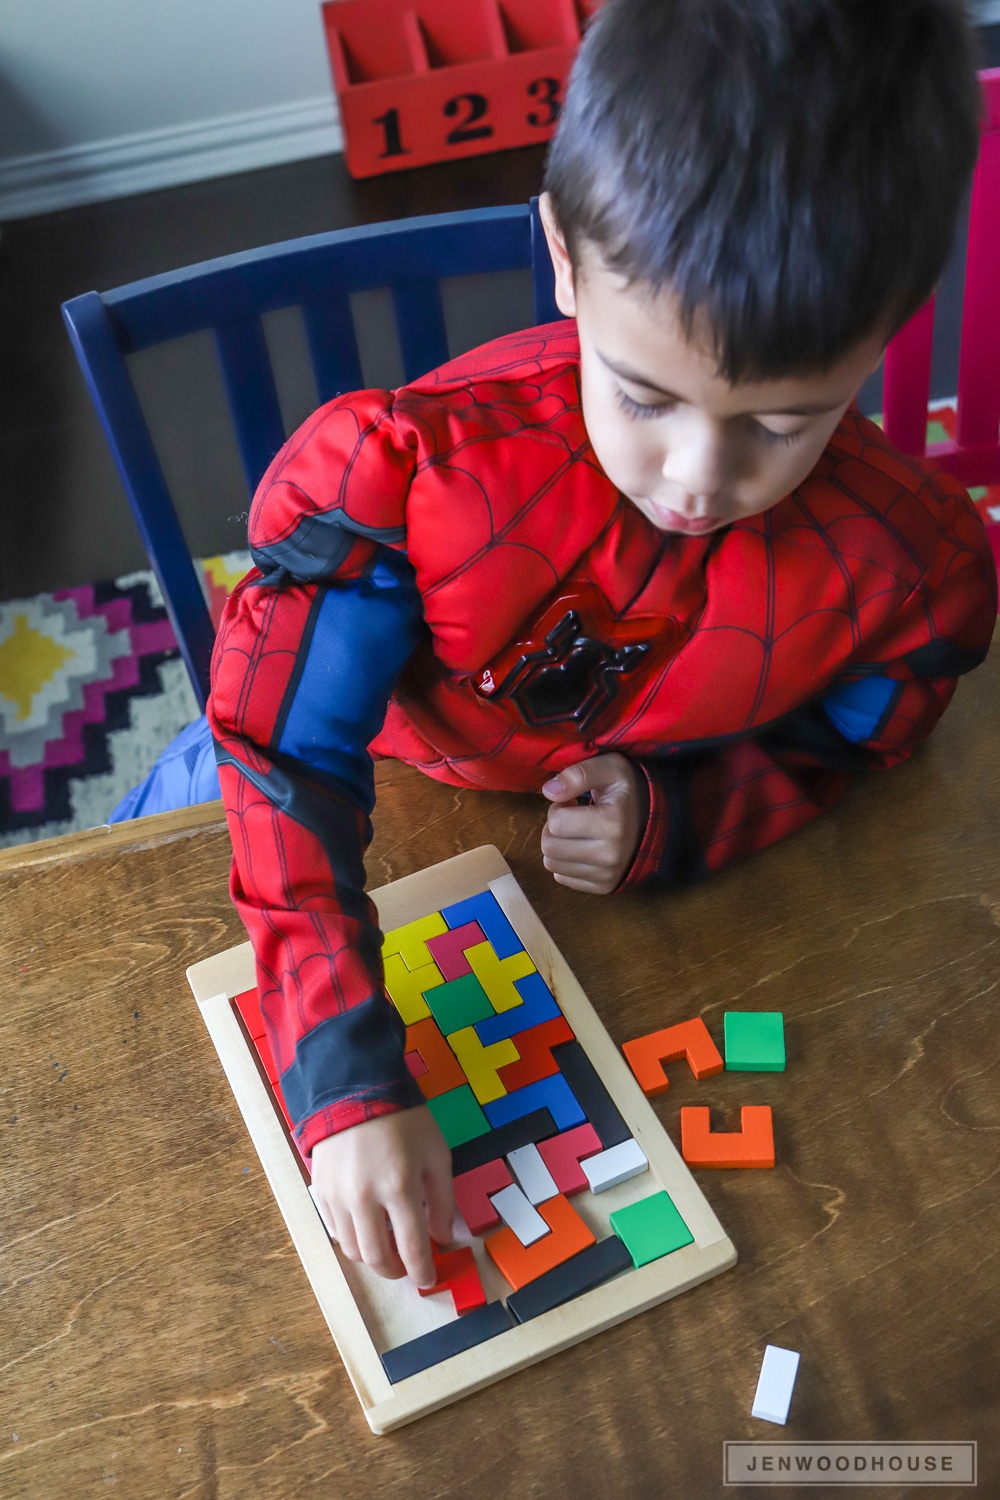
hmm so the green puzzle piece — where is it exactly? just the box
[426,1085,491,1148]
[723,1011,786,1072]
[426,973,495,1036]
[610,1191,694,1268]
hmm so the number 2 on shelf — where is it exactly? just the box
[444,94,493,145]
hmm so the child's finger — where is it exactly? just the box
[332,1205,362,1263]
[354,1204,407,1280]
[544,802,603,839]
[542,755,630,802]
[423,1166,458,1248]
[388,1196,438,1289]
[542,835,605,867]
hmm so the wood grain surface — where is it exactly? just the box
[2,642,998,1498]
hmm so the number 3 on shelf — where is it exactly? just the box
[527,78,561,128]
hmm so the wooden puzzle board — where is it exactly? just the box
[186,846,736,1432]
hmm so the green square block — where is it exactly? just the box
[426,1085,491,1149]
[426,973,494,1035]
[610,1191,694,1268]
[724,1011,785,1071]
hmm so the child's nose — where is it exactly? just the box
[660,414,727,503]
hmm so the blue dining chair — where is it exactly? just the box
[62,199,562,709]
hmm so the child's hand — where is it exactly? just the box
[310,1107,455,1287]
[541,753,644,893]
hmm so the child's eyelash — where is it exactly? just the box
[615,387,672,420]
[754,423,803,448]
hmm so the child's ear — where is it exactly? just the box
[539,193,578,319]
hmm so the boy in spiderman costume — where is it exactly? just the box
[208,0,998,1287]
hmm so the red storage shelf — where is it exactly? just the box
[322,0,599,178]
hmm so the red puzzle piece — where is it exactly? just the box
[425,921,487,981]
[404,1016,466,1100]
[536,1123,603,1195]
[233,986,267,1042]
[418,1245,487,1315]
[405,1050,429,1078]
[496,1016,575,1091]
[622,1017,724,1097]
[680,1105,775,1168]
[453,1159,513,1235]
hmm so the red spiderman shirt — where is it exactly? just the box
[208,322,997,1158]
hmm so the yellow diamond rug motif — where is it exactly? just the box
[0,615,75,721]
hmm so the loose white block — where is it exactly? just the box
[489,1183,550,1246]
[752,1345,800,1425]
[308,1183,337,1241]
[581,1138,648,1194]
[507,1143,559,1205]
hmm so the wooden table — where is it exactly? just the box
[3,643,999,1499]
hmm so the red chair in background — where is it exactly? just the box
[882,67,1000,573]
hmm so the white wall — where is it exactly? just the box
[0,0,343,219]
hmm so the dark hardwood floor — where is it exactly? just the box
[2,23,997,600]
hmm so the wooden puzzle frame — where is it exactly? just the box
[186,846,736,1433]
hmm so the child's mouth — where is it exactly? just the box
[651,508,724,534]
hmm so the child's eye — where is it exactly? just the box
[615,387,673,421]
[753,422,804,448]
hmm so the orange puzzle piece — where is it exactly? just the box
[680,1105,775,1168]
[404,1017,466,1100]
[484,1193,596,1291]
[622,1017,724,1096]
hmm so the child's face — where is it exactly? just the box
[541,197,887,536]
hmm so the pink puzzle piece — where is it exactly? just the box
[425,921,487,981]
[453,1158,513,1236]
[537,1124,603,1196]
[405,1050,429,1078]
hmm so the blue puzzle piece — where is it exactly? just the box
[474,971,561,1046]
[441,890,523,960]
[484,1073,586,1132]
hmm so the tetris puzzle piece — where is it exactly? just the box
[381,912,448,970]
[466,940,536,1013]
[425,921,486,981]
[484,1073,585,1132]
[497,1016,574,1091]
[724,1012,786,1072]
[680,1105,775,1168]
[418,1245,487,1316]
[489,1183,550,1246]
[537,1124,604,1195]
[448,1025,519,1105]
[622,1017,724,1096]
[404,1017,465,1100]
[233,986,267,1042]
[610,1191,694,1268]
[384,952,444,1024]
[752,1345,801,1425]
[506,1142,559,1205]
[453,1159,513,1236]
[552,1040,631,1147]
[381,1300,516,1383]
[450,1108,559,1177]
[485,1193,596,1290]
[426,1085,491,1148]
[441,890,523,958]
[405,1050,429,1078]
[426,973,495,1036]
[506,1235,634,1323]
[581,1138,649,1194]
[475,971,561,1046]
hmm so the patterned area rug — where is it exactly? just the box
[2,404,998,851]
[0,553,249,848]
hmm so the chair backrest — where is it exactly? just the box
[882,69,1000,488]
[62,200,561,707]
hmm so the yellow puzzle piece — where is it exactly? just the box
[384,953,444,1025]
[447,1026,520,1105]
[465,940,535,1013]
[381,912,448,971]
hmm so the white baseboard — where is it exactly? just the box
[0,96,343,222]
